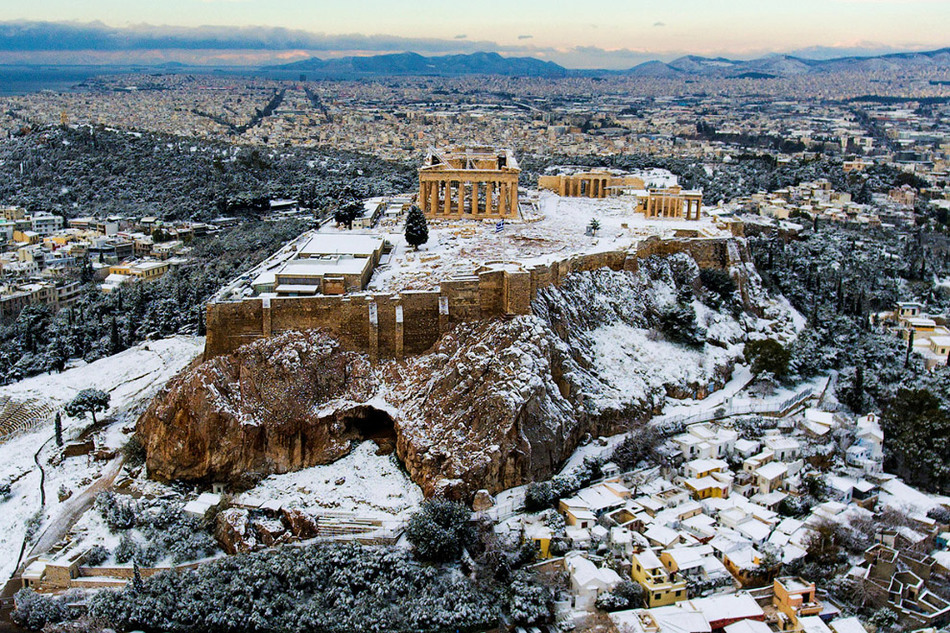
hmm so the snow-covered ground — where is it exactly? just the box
[367,192,727,293]
[244,441,423,523]
[214,190,729,300]
[0,336,204,582]
[588,322,741,412]
[0,335,204,419]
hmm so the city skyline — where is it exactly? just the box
[0,0,947,68]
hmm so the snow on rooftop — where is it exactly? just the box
[725,620,773,633]
[298,233,384,257]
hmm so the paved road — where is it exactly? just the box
[25,456,124,562]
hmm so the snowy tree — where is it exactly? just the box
[744,339,791,379]
[114,532,141,564]
[12,588,68,630]
[404,204,429,250]
[659,288,704,348]
[881,388,950,493]
[64,388,110,425]
[95,491,136,531]
[506,573,554,627]
[405,498,474,563]
[84,544,108,567]
[54,411,63,447]
[596,579,644,611]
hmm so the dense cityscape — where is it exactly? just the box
[0,7,948,633]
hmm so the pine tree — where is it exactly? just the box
[404,205,429,250]
[54,412,63,447]
[65,389,111,425]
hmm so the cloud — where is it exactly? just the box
[653,21,665,27]
[518,34,533,40]
[454,34,467,39]
[0,20,530,55]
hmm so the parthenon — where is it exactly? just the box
[538,170,645,198]
[419,147,520,219]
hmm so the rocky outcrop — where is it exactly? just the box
[139,260,791,501]
[281,508,319,539]
[215,509,257,554]
[138,330,378,485]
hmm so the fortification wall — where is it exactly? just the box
[204,237,743,360]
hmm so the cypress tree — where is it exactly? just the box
[905,330,915,368]
[404,205,429,250]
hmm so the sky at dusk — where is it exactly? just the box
[0,0,947,68]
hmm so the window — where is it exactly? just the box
[676,590,682,596]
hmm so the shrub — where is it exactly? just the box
[121,436,146,469]
[926,506,950,524]
[612,425,663,471]
[699,268,737,304]
[94,491,136,531]
[12,588,68,630]
[113,533,140,565]
[89,543,500,633]
[84,544,109,567]
[405,499,475,563]
[506,573,554,627]
[596,579,644,611]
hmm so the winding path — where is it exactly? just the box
[26,455,124,561]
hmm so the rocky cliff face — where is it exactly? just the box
[138,332,379,485]
[138,255,794,499]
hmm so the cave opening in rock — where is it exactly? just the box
[341,406,397,455]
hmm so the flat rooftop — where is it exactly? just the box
[278,257,371,277]
[298,233,384,258]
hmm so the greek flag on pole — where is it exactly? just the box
[495,220,504,233]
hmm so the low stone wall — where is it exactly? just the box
[204,237,744,360]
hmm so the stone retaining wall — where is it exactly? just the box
[204,237,742,360]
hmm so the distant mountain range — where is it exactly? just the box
[263,51,568,78]
[261,48,950,79]
[624,48,950,78]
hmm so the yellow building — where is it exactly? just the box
[13,230,40,245]
[684,475,731,500]
[631,549,688,607]
[418,146,520,219]
[524,522,553,559]
[109,260,170,281]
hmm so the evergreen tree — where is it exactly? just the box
[404,205,429,250]
[744,339,791,379]
[109,317,120,355]
[405,498,473,562]
[54,412,63,447]
[841,364,865,414]
[64,388,111,425]
[905,330,915,368]
[132,561,144,594]
[881,389,950,493]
